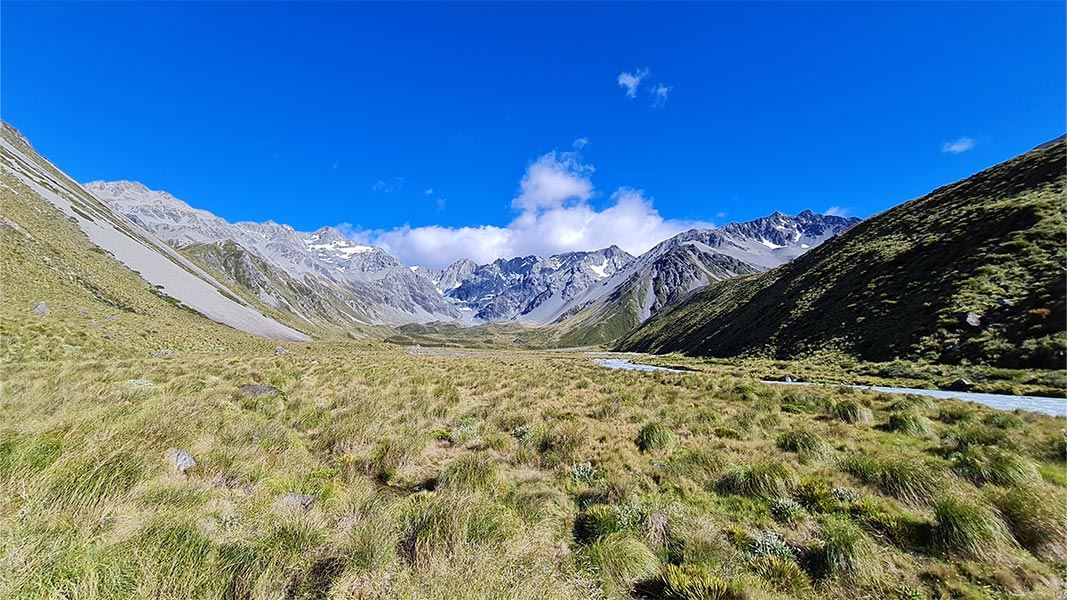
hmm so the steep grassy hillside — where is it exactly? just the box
[619,139,1067,370]
[0,125,291,362]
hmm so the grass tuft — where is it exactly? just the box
[932,495,1011,560]
[776,425,833,462]
[845,455,939,504]
[991,484,1067,560]
[636,421,676,452]
[584,533,661,592]
[950,446,1039,487]
[830,399,874,425]
[718,459,798,500]
[886,410,935,437]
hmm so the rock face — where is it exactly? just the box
[541,211,860,346]
[430,246,634,322]
[84,181,461,326]
[166,448,197,472]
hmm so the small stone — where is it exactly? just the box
[275,346,291,354]
[32,301,49,316]
[239,383,279,397]
[783,376,795,383]
[80,308,90,317]
[965,312,982,327]
[278,492,315,511]
[166,448,197,473]
[151,348,173,357]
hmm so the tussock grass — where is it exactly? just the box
[932,495,1012,560]
[0,346,1062,598]
[717,459,798,500]
[886,410,935,437]
[811,517,873,579]
[845,455,940,504]
[583,532,660,592]
[830,398,874,425]
[951,446,1040,487]
[636,421,676,452]
[776,425,833,462]
[651,563,743,600]
[991,483,1067,560]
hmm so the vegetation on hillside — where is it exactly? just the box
[2,346,1065,598]
[618,139,1067,370]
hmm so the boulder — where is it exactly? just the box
[239,383,279,397]
[965,312,982,327]
[166,448,197,473]
[278,492,315,511]
[946,378,973,392]
[32,301,49,316]
[275,346,291,355]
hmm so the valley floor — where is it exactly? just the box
[2,343,1065,599]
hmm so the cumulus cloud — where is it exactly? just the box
[824,206,851,217]
[941,137,975,154]
[650,83,671,107]
[350,151,709,268]
[617,68,649,98]
[572,137,589,150]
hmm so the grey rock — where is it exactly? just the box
[32,301,49,316]
[239,383,279,397]
[783,376,795,383]
[80,308,90,317]
[946,378,973,392]
[278,492,315,511]
[965,312,982,327]
[166,448,197,472]
[275,346,291,354]
[151,348,173,357]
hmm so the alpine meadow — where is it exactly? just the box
[1,3,1065,600]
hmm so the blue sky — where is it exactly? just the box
[3,2,1065,266]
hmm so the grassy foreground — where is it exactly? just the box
[1,344,1065,599]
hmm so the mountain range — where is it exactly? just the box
[82,175,857,344]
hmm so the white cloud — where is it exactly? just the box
[617,68,649,98]
[372,177,404,193]
[824,206,851,217]
[424,188,433,195]
[572,137,589,150]
[941,137,975,154]
[350,150,708,268]
[650,83,671,107]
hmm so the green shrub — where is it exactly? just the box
[932,495,1010,560]
[831,399,874,425]
[718,459,798,500]
[992,484,1067,560]
[887,410,934,437]
[950,446,1039,487]
[636,421,676,452]
[776,426,833,462]
[584,533,661,591]
[769,498,807,525]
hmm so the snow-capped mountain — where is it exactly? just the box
[84,181,461,325]
[545,211,860,346]
[430,246,634,322]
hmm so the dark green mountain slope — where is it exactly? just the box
[618,138,1066,369]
